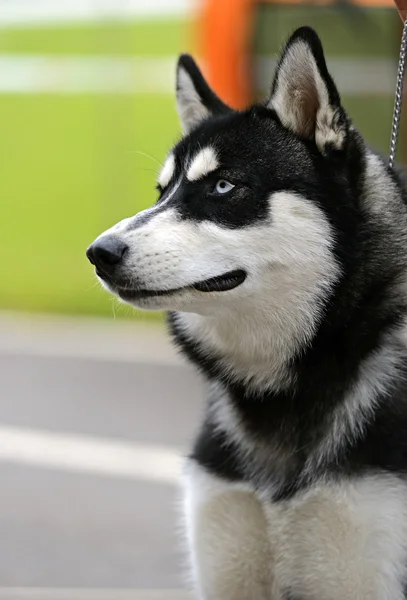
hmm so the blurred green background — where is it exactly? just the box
[0,4,401,318]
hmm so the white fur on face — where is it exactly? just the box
[158,153,175,189]
[187,147,219,182]
[107,205,240,313]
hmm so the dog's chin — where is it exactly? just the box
[119,288,197,312]
[96,269,247,312]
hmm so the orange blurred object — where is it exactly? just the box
[199,0,254,108]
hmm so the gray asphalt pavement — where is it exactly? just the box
[0,314,204,599]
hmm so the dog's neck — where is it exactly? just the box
[169,299,407,478]
[169,269,407,400]
[170,301,319,393]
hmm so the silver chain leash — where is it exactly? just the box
[389,17,407,169]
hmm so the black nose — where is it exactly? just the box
[86,236,128,272]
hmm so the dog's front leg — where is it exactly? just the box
[183,460,275,600]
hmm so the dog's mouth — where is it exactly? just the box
[103,269,247,301]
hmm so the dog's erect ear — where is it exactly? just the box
[268,27,348,154]
[176,54,232,133]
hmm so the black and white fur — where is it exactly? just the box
[87,27,407,599]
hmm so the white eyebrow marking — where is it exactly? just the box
[187,146,219,182]
[158,153,175,189]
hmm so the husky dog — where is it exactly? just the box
[86,26,407,600]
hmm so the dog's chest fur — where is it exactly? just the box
[261,474,407,599]
[184,459,407,600]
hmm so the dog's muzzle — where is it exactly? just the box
[86,234,247,301]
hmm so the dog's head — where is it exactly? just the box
[87,27,360,335]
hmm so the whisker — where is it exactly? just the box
[84,279,103,293]
[127,150,163,168]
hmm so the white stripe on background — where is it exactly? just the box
[0,589,190,600]
[0,424,182,483]
[0,55,397,95]
[0,0,195,27]
[0,55,176,94]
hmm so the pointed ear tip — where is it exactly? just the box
[177,53,196,72]
[287,25,323,49]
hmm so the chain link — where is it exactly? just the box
[389,18,407,169]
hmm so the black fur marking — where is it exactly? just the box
[344,386,407,476]
[283,593,304,600]
[190,421,245,483]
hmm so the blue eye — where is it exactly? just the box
[215,180,235,194]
